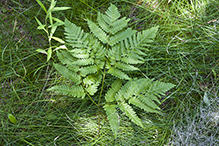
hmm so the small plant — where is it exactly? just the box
[35,0,71,61]
[46,3,175,138]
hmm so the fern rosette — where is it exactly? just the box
[47,4,175,138]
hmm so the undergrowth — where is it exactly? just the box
[1,0,218,145]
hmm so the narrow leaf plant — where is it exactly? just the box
[46,3,175,138]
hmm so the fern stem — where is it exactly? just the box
[81,82,98,106]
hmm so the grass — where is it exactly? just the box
[1,0,218,145]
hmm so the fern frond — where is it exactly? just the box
[70,51,89,59]
[107,67,131,80]
[47,85,85,98]
[97,12,110,33]
[129,97,159,113]
[83,72,102,95]
[127,26,159,50]
[88,20,109,44]
[121,54,144,64]
[119,102,143,128]
[53,63,81,84]
[138,94,161,110]
[105,3,120,23]
[105,79,122,102]
[104,104,119,138]
[98,13,129,35]
[66,64,80,72]
[83,72,102,85]
[149,80,176,96]
[57,50,76,65]
[85,83,99,96]
[110,17,130,34]
[79,65,98,77]
[109,28,136,46]
[144,80,175,104]
[71,58,94,66]
[115,62,139,71]
[64,19,89,48]
[107,45,121,61]
[94,45,107,58]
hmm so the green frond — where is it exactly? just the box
[71,58,94,66]
[94,45,107,58]
[95,59,105,69]
[121,54,144,64]
[105,79,122,102]
[127,26,159,50]
[66,64,80,72]
[115,62,139,71]
[120,80,139,99]
[53,63,81,84]
[119,102,143,128]
[79,65,98,77]
[83,72,102,95]
[70,51,89,59]
[64,19,89,48]
[109,28,136,46]
[107,67,131,80]
[143,80,175,104]
[104,104,119,138]
[105,4,120,23]
[138,94,161,110]
[115,89,125,102]
[88,20,109,44]
[110,17,130,34]
[83,72,102,85]
[107,45,121,61]
[85,83,99,96]
[97,13,110,33]
[98,12,129,35]
[129,97,159,113]
[149,80,176,96]
[47,85,85,98]
[57,50,76,65]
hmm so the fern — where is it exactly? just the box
[46,3,175,138]
[104,104,119,138]
[47,85,85,98]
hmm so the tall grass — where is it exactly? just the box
[1,0,218,145]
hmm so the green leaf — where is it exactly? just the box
[53,63,81,84]
[47,47,52,61]
[8,114,17,124]
[105,79,122,102]
[129,97,159,113]
[64,19,90,48]
[115,62,139,71]
[105,4,120,22]
[35,17,46,30]
[107,67,131,80]
[47,85,86,98]
[104,104,119,138]
[52,7,71,11]
[36,49,47,55]
[109,28,136,46]
[88,20,109,44]
[37,24,46,30]
[51,36,65,44]
[119,102,143,128]
[36,0,47,13]
[56,50,76,65]
[52,17,65,25]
